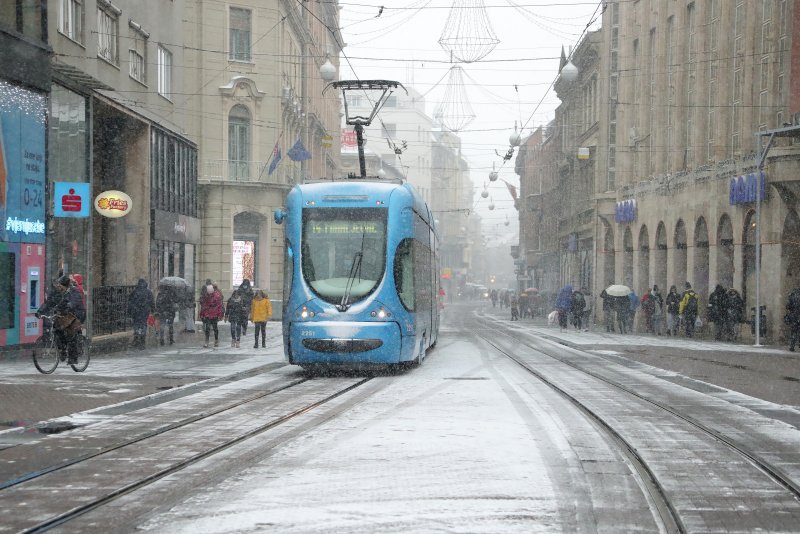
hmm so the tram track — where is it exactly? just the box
[0,374,373,533]
[474,314,800,532]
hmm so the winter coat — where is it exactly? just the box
[727,290,744,323]
[650,292,663,316]
[570,291,585,315]
[708,285,728,322]
[666,291,681,314]
[39,285,85,325]
[679,289,699,317]
[225,291,248,323]
[555,285,573,310]
[199,289,224,320]
[628,292,640,312]
[238,280,254,316]
[127,279,154,323]
[600,290,613,311]
[155,287,179,318]
[786,288,800,326]
[250,295,273,323]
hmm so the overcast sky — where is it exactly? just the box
[337,0,602,234]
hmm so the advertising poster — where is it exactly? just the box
[0,81,46,244]
[232,240,255,287]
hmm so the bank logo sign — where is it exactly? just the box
[54,182,91,217]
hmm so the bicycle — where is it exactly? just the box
[32,314,90,374]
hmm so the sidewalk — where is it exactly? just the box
[477,304,800,408]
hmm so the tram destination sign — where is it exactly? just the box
[310,221,381,235]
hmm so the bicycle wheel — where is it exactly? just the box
[70,335,90,372]
[33,333,59,374]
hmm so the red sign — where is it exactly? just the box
[61,188,82,212]
[341,129,358,153]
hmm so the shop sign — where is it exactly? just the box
[94,190,132,217]
[614,199,636,223]
[0,80,46,244]
[341,129,358,154]
[153,209,201,244]
[729,172,767,205]
[54,182,91,217]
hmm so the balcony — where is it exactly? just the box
[200,160,290,185]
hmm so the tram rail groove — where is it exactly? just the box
[0,376,310,493]
[482,319,800,503]
[14,377,371,533]
[476,332,684,534]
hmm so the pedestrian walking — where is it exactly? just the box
[708,284,729,341]
[127,278,154,350]
[250,290,272,348]
[238,279,254,336]
[199,280,224,348]
[571,288,585,330]
[179,285,196,333]
[650,285,664,335]
[628,290,640,332]
[155,285,179,346]
[784,287,800,351]
[640,290,653,332]
[555,284,573,332]
[490,289,498,308]
[665,285,681,336]
[510,294,519,321]
[726,288,744,341]
[613,295,629,334]
[581,287,592,331]
[225,288,248,348]
[600,289,615,332]
[679,283,699,338]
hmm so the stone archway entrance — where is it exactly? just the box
[603,223,615,288]
[782,209,800,297]
[694,217,709,300]
[655,222,668,293]
[717,214,734,289]
[623,227,633,288]
[742,209,757,307]
[674,219,688,287]
[637,225,650,294]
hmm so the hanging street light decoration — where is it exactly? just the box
[438,0,500,63]
[433,66,476,132]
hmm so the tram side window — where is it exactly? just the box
[394,238,414,310]
[414,243,432,313]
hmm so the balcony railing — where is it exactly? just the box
[201,160,291,184]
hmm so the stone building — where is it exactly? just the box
[517,0,800,340]
[185,0,342,294]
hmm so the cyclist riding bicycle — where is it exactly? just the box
[36,275,86,364]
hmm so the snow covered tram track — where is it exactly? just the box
[476,320,800,533]
[0,376,371,533]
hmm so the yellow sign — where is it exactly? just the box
[321,133,333,149]
[94,190,132,218]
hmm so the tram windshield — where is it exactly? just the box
[301,208,387,305]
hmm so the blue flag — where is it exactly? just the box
[267,144,281,175]
[287,138,311,161]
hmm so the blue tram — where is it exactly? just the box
[274,178,440,368]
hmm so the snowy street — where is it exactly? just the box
[0,305,799,532]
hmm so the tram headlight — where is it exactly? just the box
[370,308,390,319]
[299,306,315,319]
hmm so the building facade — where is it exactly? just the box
[187,0,342,295]
[517,0,800,341]
[0,1,50,348]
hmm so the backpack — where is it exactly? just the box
[685,293,698,315]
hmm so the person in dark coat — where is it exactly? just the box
[155,285,179,346]
[726,288,744,341]
[127,279,154,350]
[708,284,729,341]
[37,275,86,363]
[238,279,254,336]
[570,289,585,330]
[225,287,249,347]
[785,288,800,351]
[612,295,629,334]
[600,289,615,332]
[665,285,681,336]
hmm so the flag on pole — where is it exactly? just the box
[287,138,311,161]
[501,179,517,201]
[267,144,281,175]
